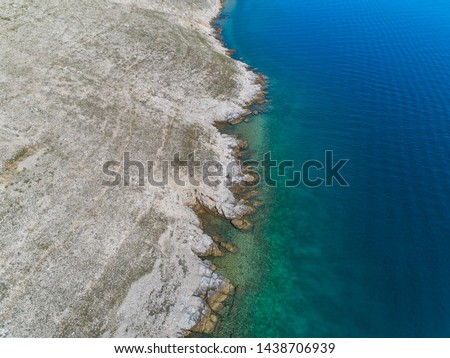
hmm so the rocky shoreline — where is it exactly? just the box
[185,1,268,335]
[0,0,263,337]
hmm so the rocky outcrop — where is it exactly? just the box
[189,261,235,334]
[198,193,252,220]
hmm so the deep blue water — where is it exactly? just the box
[215,0,450,337]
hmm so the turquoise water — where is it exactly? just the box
[211,0,450,337]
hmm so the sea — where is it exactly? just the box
[206,0,450,337]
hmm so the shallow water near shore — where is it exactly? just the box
[209,0,450,337]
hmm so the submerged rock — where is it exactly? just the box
[253,200,264,208]
[212,236,239,254]
[231,218,252,231]
[238,140,249,150]
[242,190,260,201]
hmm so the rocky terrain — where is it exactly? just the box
[0,0,260,337]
